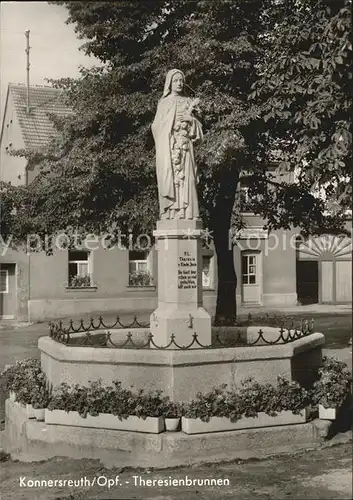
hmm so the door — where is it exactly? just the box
[241,253,261,304]
[335,260,352,302]
[0,264,16,318]
[320,261,333,303]
[296,260,319,304]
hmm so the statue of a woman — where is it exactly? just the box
[152,69,203,220]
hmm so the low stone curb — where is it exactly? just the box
[312,418,332,438]
[4,399,352,469]
[2,422,352,468]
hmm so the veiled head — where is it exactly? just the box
[163,69,185,97]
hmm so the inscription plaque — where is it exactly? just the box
[178,251,197,289]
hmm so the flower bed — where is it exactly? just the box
[311,355,352,419]
[181,377,310,433]
[182,410,307,434]
[2,355,352,432]
[46,380,173,423]
[45,410,165,433]
[1,358,50,412]
[44,382,180,433]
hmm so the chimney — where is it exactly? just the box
[25,29,30,114]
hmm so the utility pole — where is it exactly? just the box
[25,29,30,114]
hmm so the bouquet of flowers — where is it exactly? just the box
[188,97,201,115]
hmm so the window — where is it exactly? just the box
[242,254,257,285]
[68,250,91,286]
[129,250,152,286]
[202,256,213,288]
[129,250,148,274]
[0,270,8,293]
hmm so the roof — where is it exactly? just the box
[6,83,73,149]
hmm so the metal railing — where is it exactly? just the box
[48,315,315,350]
[48,315,149,336]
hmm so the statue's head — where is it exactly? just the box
[163,69,185,97]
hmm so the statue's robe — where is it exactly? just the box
[151,94,203,219]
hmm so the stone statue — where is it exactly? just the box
[152,69,203,220]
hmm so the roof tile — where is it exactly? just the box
[9,83,72,149]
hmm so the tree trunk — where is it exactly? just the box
[211,173,239,325]
[213,221,237,325]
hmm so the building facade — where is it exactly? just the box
[233,179,352,307]
[296,232,352,304]
[0,242,217,321]
[0,84,351,321]
[234,220,298,307]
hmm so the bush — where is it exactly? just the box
[1,358,50,407]
[105,381,136,420]
[47,380,168,420]
[30,379,51,409]
[132,388,167,418]
[6,355,349,421]
[183,385,229,422]
[48,382,89,416]
[274,376,310,414]
[311,355,352,408]
[1,358,41,393]
[160,400,183,418]
[183,377,309,422]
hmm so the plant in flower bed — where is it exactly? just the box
[1,358,50,406]
[160,400,183,419]
[105,382,139,419]
[48,380,121,418]
[48,379,169,420]
[30,385,51,410]
[311,356,352,409]
[132,388,169,419]
[183,384,229,422]
[48,383,89,416]
[6,355,351,424]
[1,358,40,396]
[274,376,310,414]
[28,370,50,409]
[183,377,309,423]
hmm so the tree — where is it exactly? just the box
[250,0,352,231]
[1,0,351,322]
[3,0,269,323]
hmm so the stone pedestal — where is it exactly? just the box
[39,332,325,401]
[150,219,212,348]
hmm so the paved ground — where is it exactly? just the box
[0,307,351,370]
[0,304,351,363]
[0,438,352,499]
[0,303,350,329]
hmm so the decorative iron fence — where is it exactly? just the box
[48,314,315,350]
[48,315,149,336]
[48,313,312,335]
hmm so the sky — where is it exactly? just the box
[0,1,100,120]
